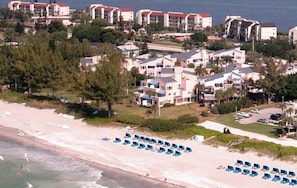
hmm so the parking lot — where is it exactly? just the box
[238,107,282,124]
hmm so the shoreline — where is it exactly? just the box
[0,125,179,188]
[1,100,297,188]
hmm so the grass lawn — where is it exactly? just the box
[152,39,182,47]
[215,114,278,138]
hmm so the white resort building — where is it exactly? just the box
[136,9,212,32]
[89,4,134,24]
[224,16,277,41]
[8,1,71,25]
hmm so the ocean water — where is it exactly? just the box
[1,0,297,31]
[0,139,170,188]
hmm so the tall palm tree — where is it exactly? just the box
[194,82,204,102]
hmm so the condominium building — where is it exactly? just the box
[89,4,133,24]
[136,9,212,32]
[8,1,71,25]
[288,26,297,45]
[224,16,277,41]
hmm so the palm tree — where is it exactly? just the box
[215,89,224,104]
[195,64,207,77]
[194,82,204,102]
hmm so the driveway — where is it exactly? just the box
[238,107,282,124]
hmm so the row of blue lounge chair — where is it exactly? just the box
[114,137,182,157]
[236,160,296,177]
[226,165,259,177]
[227,165,297,185]
[124,133,193,152]
[263,173,297,185]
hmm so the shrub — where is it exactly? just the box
[200,111,209,117]
[210,106,219,114]
[141,118,189,132]
[217,101,241,114]
[114,114,145,125]
[177,114,199,124]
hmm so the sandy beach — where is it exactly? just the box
[0,100,296,188]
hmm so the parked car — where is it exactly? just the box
[257,118,269,124]
[251,109,261,114]
[236,112,251,118]
[59,96,69,104]
[270,113,281,121]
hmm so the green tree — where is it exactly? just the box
[15,22,24,34]
[85,46,130,117]
[215,89,224,104]
[48,21,66,33]
[190,32,208,46]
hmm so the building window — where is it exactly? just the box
[167,86,172,90]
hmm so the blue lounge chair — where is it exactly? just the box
[123,139,131,145]
[146,144,153,150]
[185,147,192,152]
[281,169,288,175]
[236,160,244,165]
[290,179,297,186]
[173,151,181,157]
[131,141,139,147]
[134,134,140,140]
[158,140,164,145]
[244,161,252,167]
[151,139,157,144]
[125,133,131,138]
[289,171,296,177]
[166,149,174,155]
[272,175,281,181]
[250,171,258,177]
[242,169,250,175]
[226,165,234,172]
[272,168,280,174]
[138,143,145,149]
[262,165,270,171]
[114,137,121,143]
[234,167,242,173]
[158,147,166,153]
[164,142,171,147]
[102,137,110,141]
[141,136,146,142]
[145,137,151,142]
[178,145,185,150]
[281,177,290,184]
[253,163,260,169]
[171,143,178,149]
[262,173,272,179]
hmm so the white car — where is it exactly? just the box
[236,112,251,118]
[250,109,261,114]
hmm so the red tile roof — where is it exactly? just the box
[34,3,47,7]
[119,7,133,12]
[57,3,68,7]
[105,7,116,12]
[151,11,164,16]
[168,12,186,18]
[20,2,30,5]
[142,11,150,16]
[200,13,211,18]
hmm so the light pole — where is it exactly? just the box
[235,106,238,120]
[282,96,284,103]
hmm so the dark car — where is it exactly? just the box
[270,113,281,121]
